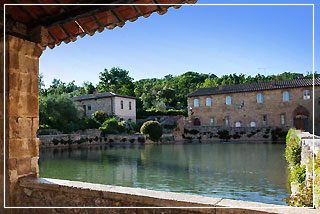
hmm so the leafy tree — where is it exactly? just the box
[40,94,83,133]
[97,67,135,96]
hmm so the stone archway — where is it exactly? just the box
[292,105,310,131]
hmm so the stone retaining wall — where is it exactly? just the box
[38,129,176,148]
[183,126,288,142]
[16,177,318,214]
[295,132,320,208]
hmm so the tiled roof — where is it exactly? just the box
[71,92,136,101]
[188,78,320,97]
[5,0,197,49]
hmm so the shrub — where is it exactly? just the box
[285,129,301,166]
[91,110,109,125]
[290,165,306,184]
[140,121,163,142]
[99,118,125,135]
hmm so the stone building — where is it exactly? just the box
[71,91,136,122]
[187,78,320,134]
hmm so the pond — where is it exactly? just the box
[39,142,289,205]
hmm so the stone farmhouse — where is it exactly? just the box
[71,91,136,122]
[187,78,320,134]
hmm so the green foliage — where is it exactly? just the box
[140,121,163,142]
[290,165,306,184]
[97,67,135,96]
[99,118,125,135]
[91,111,109,125]
[137,109,187,119]
[39,94,83,133]
[287,178,313,207]
[85,118,101,129]
[285,129,301,167]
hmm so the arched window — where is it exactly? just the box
[235,121,241,127]
[206,98,212,106]
[225,116,230,126]
[194,118,201,126]
[194,99,199,107]
[250,122,256,127]
[257,93,264,103]
[121,100,124,109]
[283,91,290,101]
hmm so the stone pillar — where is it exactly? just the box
[5,35,43,206]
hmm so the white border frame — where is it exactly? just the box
[2,2,316,210]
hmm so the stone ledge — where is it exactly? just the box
[18,177,318,213]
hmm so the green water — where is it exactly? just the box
[39,143,289,205]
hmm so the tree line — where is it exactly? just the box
[39,67,317,132]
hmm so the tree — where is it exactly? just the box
[97,67,135,96]
[40,94,84,133]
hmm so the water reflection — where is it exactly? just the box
[39,143,289,205]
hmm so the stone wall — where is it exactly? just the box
[16,177,318,214]
[5,35,43,206]
[39,130,147,148]
[296,132,320,208]
[187,86,320,134]
[183,126,288,142]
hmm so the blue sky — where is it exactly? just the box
[40,0,318,87]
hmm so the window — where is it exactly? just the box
[257,93,264,103]
[226,96,232,105]
[235,122,241,127]
[121,100,123,109]
[194,99,199,107]
[281,114,286,125]
[210,118,214,126]
[88,105,91,111]
[129,101,132,110]
[263,115,267,126]
[303,90,311,100]
[206,98,212,106]
[250,122,256,127]
[225,116,230,126]
[283,91,290,101]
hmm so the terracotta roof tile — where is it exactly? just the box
[188,78,320,97]
[71,92,136,101]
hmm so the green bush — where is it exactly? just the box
[99,118,125,135]
[290,165,306,184]
[91,110,109,125]
[140,121,163,142]
[285,129,301,167]
[137,109,187,119]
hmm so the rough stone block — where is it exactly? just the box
[8,92,38,117]
[32,117,39,137]
[8,169,18,183]
[8,117,33,139]
[9,138,39,159]
[17,157,31,176]
[8,158,17,170]
[31,156,39,174]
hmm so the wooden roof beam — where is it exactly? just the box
[37,0,136,28]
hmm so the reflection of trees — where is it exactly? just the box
[40,143,289,205]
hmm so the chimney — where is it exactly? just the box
[93,90,98,96]
[218,85,223,90]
